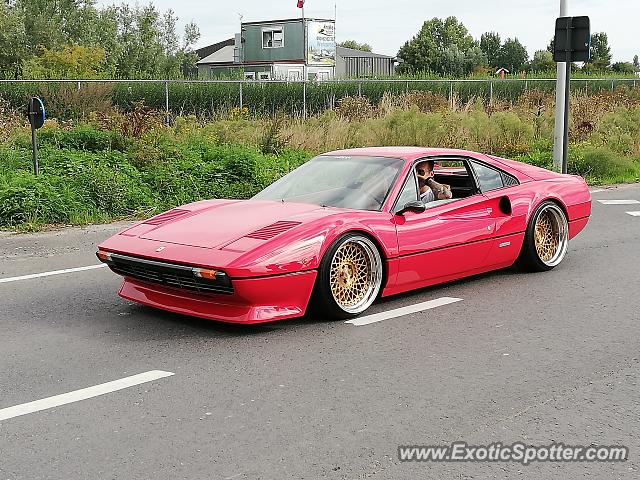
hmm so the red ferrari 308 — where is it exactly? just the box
[97,147,591,323]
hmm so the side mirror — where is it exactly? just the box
[396,200,426,216]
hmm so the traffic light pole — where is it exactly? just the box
[553,0,569,173]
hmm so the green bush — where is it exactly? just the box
[39,124,127,152]
[568,145,635,179]
[0,172,78,226]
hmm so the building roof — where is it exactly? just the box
[197,45,235,65]
[336,46,396,60]
[241,17,333,26]
[195,38,234,60]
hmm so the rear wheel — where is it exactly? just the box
[517,201,569,272]
[315,233,383,319]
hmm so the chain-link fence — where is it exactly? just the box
[0,77,638,120]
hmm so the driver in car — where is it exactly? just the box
[416,160,452,203]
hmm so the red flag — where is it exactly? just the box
[297,0,304,8]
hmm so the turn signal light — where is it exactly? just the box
[96,250,112,262]
[192,267,218,280]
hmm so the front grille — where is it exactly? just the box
[106,253,233,295]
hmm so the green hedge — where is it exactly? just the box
[1,78,638,119]
[0,133,311,229]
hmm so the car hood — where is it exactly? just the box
[131,200,331,249]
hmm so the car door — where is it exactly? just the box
[468,160,528,268]
[391,159,496,293]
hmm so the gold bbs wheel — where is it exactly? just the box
[533,203,568,267]
[328,235,382,315]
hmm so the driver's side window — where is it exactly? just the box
[395,170,419,211]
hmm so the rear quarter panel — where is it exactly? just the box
[490,176,591,242]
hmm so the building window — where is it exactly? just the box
[287,69,301,81]
[262,27,284,48]
[244,72,256,80]
[258,72,271,81]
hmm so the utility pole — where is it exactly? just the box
[553,0,569,173]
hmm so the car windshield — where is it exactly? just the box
[252,155,404,211]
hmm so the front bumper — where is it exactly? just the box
[118,270,317,324]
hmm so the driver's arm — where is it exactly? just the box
[426,178,452,200]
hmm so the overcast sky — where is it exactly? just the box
[96,1,639,62]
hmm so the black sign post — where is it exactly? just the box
[553,16,590,174]
[26,97,46,176]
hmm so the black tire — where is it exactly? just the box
[516,200,569,272]
[314,233,383,320]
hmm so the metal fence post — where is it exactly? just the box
[489,81,493,106]
[239,81,243,109]
[77,81,81,92]
[611,79,615,92]
[406,81,409,94]
[524,80,528,91]
[303,80,307,118]
[358,82,362,97]
[164,81,170,126]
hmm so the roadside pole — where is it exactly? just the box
[26,97,46,176]
[553,0,569,173]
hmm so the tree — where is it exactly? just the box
[611,62,635,75]
[338,40,372,52]
[0,3,27,78]
[15,0,96,50]
[529,50,555,72]
[397,16,477,75]
[1,0,202,79]
[497,38,528,72]
[589,32,611,69]
[480,32,501,68]
[546,37,554,54]
[181,21,201,77]
[464,45,488,73]
[633,55,639,69]
[21,44,108,78]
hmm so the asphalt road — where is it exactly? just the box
[1,184,639,480]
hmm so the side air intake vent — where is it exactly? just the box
[245,221,301,240]
[143,209,190,225]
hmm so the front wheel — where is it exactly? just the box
[517,201,569,272]
[315,233,383,319]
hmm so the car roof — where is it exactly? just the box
[324,147,484,162]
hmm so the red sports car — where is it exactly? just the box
[97,147,591,323]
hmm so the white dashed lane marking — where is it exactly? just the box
[589,188,606,194]
[345,297,463,326]
[597,200,640,205]
[0,370,174,421]
[626,211,640,217]
[0,264,107,284]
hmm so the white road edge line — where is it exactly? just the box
[589,188,606,194]
[0,370,174,421]
[626,211,640,217]
[597,199,640,205]
[345,297,463,326]
[0,264,107,284]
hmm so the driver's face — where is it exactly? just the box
[417,163,432,177]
